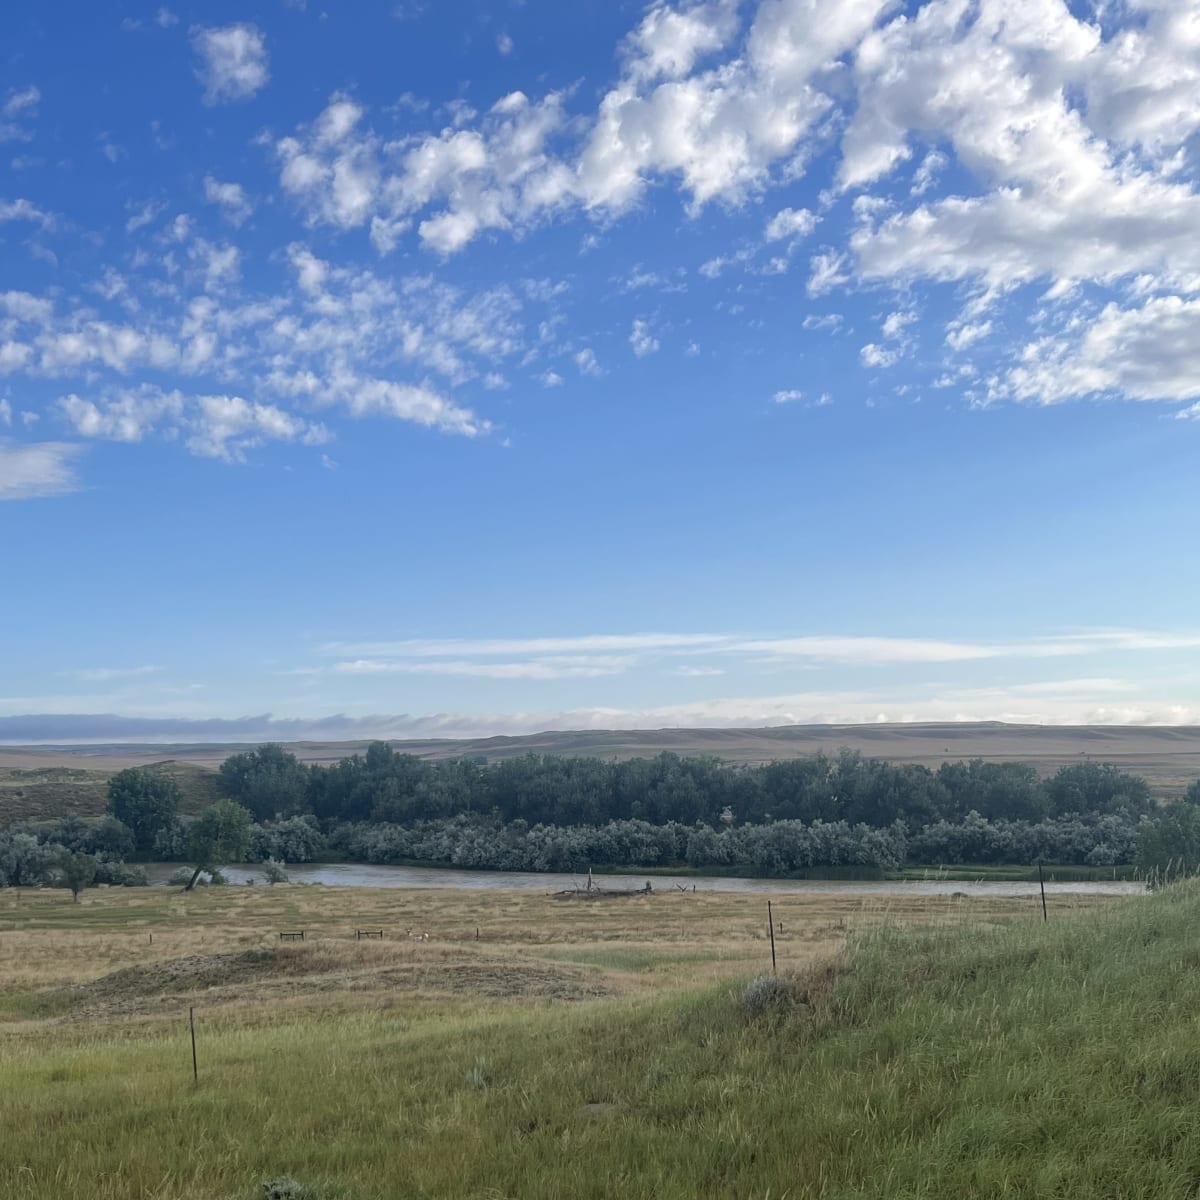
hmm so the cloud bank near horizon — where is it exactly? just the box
[3,690,1197,746]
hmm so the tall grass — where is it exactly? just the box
[3,883,1194,1198]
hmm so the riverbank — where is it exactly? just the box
[140,860,1146,896]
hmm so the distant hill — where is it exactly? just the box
[2,723,1199,824]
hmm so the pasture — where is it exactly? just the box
[0,880,1151,1199]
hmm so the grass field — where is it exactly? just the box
[0,878,1171,1199]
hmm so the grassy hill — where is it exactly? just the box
[0,759,220,824]
[0,878,1191,1197]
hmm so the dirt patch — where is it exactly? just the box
[50,946,611,1019]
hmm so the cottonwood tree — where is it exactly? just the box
[184,800,252,891]
[106,768,181,853]
[218,744,311,822]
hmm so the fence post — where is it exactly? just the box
[767,900,777,975]
[189,1007,198,1083]
[1038,862,1048,923]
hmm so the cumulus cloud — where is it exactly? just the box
[574,348,602,376]
[276,90,571,254]
[860,342,900,368]
[59,387,329,461]
[629,318,659,357]
[843,0,1200,313]
[203,177,253,225]
[1005,296,1200,405]
[764,206,816,241]
[192,24,270,105]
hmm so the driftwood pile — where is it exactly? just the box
[551,869,654,901]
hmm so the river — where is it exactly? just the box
[142,861,1145,897]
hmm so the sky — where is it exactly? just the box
[1,0,1199,743]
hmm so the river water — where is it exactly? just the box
[143,861,1145,898]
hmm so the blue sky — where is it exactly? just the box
[2,0,1199,742]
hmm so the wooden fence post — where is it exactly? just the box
[189,1007,198,1083]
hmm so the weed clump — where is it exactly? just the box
[465,1056,493,1089]
[740,973,797,1019]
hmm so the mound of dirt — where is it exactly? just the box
[53,946,610,1019]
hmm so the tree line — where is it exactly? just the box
[220,741,1159,829]
[2,741,1198,892]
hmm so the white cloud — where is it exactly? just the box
[59,388,183,443]
[910,149,946,195]
[0,86,40,142]
[0,400,9,426]
[59,387,329,461]
[1005,296,1200,405]
[497,32,514,56]
[320,628,1200,675]
[630,318,659,357]
[540,370,564,387]
[192,24,270,105]
[772,389,803,404]
[574,348,602,376]
[945,319,992,352]
[577,0,890,213]
[186,394,328,460]
[334,656,633,680]
[320,632,729,658]
[277,89,571,255]
[842,0,1200,309]
[802,313,843,332]
[0,198,52,227]
[203,177,253,225]
[881,309,916,340]
[807,251,849,296]
[0,440,83,500]
[764,206,816,241]
[860,342,900,368]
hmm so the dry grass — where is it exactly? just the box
[0,882,1115,1016]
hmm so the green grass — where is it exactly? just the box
[4,881,1199,1198]
[891,862,1141,882]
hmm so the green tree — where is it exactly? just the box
[1182,779,1200,806]
[59,850,97,903]
[106,768,181,853]
[184,800,253,891]
[1046,762,1151,817]
[1137,804,1200,881]
[218,744,311,822]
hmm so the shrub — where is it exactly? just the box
[740,974,797,1020]
[262,858,290,884]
